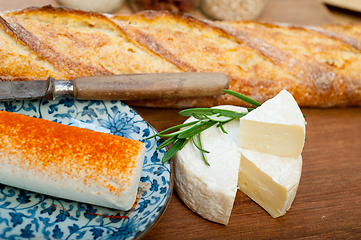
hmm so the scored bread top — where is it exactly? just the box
[0,110,145,195]
[1,5,361,108]
[0,6,181,81]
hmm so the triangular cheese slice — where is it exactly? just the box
[238,148,302,218]
[239,90,306,158]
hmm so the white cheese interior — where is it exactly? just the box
[239,90,306,158]
[238,148,302,218]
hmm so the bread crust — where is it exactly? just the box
[1,5,361,108]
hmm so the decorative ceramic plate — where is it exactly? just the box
[0,98,172,240]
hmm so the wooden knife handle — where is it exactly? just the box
[72,72,229,100]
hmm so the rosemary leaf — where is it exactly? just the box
[212,109,247,118]
[178,120,217,139]
[156,135,178,150]
[192,113,208,120]
[218,122,228,134]
[180,108,246,118]
[145,120,198,140]
[161,138,188,163]
[179,108,215,117]
[157,120,198,135]
[179,137,190,151]
[198,133,210,166]
[192,135,210,153]
[205,114,233,122]
[148,121,198,139]
[157,125,193,138]
[223,89,262,107]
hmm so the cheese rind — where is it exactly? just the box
[238,148,302,218]
[0,111,145,211]
[174,105,247,225]
[239,90,306,158]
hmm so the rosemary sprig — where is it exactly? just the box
[145,89,262,164]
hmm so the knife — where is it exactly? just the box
[0,72,229,101]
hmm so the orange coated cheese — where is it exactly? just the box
[0,110,145,198]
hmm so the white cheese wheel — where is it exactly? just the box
[174,105,248,225]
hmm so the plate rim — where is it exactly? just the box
[132,108,174,239]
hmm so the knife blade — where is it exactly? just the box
[0,72,229,101]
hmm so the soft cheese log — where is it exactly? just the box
[0,111,145,210]
[239,90,306,158]
[174,105,248,225]
[238,148,302,218]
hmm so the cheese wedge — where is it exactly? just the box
[238,90,305,217]
[0,111,145,211]
[238,90,306,158]
[238,148,302,218]
[174,105,248,225]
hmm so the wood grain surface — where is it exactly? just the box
[1,0,361,239]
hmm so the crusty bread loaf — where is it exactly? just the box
[1,5,361,108]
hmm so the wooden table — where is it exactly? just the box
[1,0,361,239]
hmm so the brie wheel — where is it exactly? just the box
[174,105,247,225]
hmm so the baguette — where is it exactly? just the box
[1,5,361,108]
[0,110,145,210]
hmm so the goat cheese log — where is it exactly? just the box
[0,110,145,211]
[1,5,361,107]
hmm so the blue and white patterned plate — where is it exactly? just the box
[0,98,172,240]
